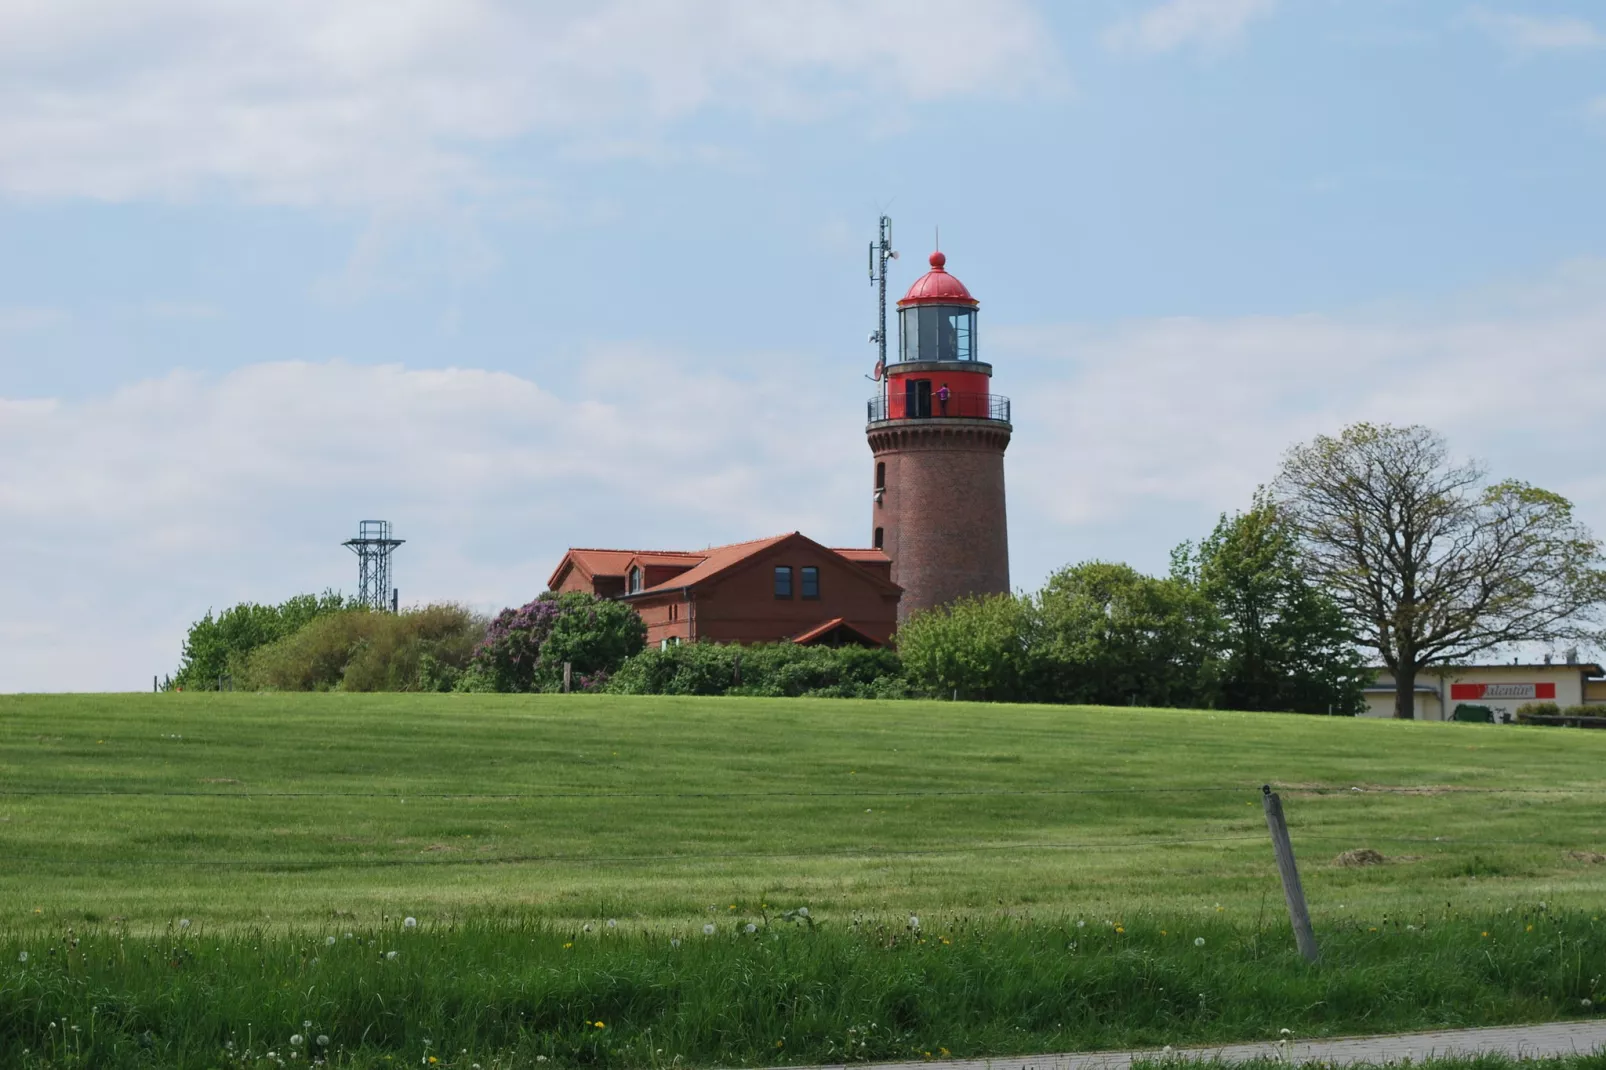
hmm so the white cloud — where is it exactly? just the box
[10,260,1606,691]
[0,350,872,691]
[0,0,1058,207]
[1466,8,1606,52]
[996,258,1606,577]
[1104,0,1278,55]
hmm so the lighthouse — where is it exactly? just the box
[867,248,1011,620]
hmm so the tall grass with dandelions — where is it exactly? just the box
[3,908,1605,1068]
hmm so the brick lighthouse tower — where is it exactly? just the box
[866,245,1011,619]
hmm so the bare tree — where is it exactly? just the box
[1275,423,1606,719]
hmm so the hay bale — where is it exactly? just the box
[1335,848,1386,867]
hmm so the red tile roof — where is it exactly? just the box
[631,533,794,594]
[547,547,702,589]
[831,548,892,564]
[552,535,901,598]
[789,617,884,646]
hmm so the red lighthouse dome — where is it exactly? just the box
[897,251,978,308]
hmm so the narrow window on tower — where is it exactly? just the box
[875,461,885,489]
[873,527,884,550]
[801,566,820,600]
[774,566,793,599]
[947,310,975,361]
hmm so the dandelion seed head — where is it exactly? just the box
[326,936,337,946]
[403,917,417,929]
[745,923,757,933]
[1195,937,1205,947]
[908,916,920,929]
[318,1035,330,1047]
[386,950,399,960]
[703,923,716,935]
[606,919,617,928]
[797,907,809,918]
[17,952,26,963]
[290,1035,303,1047]
[179,919,191,929]
[671,938,681,947]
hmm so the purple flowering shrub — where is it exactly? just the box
[458,592,644,693]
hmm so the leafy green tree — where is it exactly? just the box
[458,592,645,693]
[1034,561,1220,708]
[241,603,483,692]
[535,596,647,691]
[1277,423,1606,718]
[1176,495,1367,714]
[895,593,1040,701]
[171,590,354,690]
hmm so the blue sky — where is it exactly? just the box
[3,0,1606,691]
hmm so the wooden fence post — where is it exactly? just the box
[1262,785,1319,963]
[562,662,572,694]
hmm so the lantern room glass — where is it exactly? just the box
[898,305,976,363]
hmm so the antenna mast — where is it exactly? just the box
[343,519,405,612]
[868,215,897,372]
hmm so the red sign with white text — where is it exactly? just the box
[1449,682,1555,701]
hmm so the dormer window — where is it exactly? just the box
[629,566,642,593]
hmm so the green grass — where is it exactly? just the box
[3,910,1605,1068]
[4,692,1606,1067]
[2,693,1604,929]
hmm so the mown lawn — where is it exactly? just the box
[4,693,1606,1068]
[1,692,1603,930]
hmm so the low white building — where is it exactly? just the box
[1362,661,1606,721]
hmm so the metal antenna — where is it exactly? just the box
[342,520,405,612]
[868,215,897,373]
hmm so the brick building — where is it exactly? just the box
[548,532,901,648]
[866,249,1011,619]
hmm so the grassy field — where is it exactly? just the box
[5,692,1606,1068]
[2,692,1605,929]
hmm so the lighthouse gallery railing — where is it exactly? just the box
[867,392,1011,424]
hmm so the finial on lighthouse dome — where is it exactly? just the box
[898,249,977,307]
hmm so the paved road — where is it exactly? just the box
[796,1019,1606,1070]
